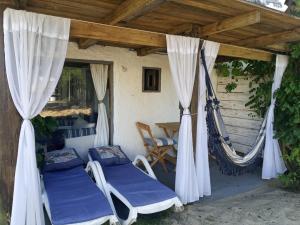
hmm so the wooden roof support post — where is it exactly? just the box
[138,11,261,56]
[0,2,22,219]
[78,0,165,49]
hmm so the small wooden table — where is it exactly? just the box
[155,122,180,138]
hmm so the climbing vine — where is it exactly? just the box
[216,43,300,190]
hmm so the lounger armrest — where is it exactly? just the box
[133,155,157,179]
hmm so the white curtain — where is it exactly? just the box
[90,64,109,147]
[3,9,70,225]
[262,55,288,179]
[196,41,220,197]
[166,35,200,204]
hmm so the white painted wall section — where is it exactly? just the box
[67,42,180,159]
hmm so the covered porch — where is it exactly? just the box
[0,0,299,225]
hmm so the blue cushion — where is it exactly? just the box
[144,137,177,147]
[43,148,84,172]
[102,164,177,207]
[44,166,113,225]
[89,146,131,167]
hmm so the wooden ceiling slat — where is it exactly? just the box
[28,0,108,22]
[21,0,299,55]
[104,0,165,25]
[200,11,260,37]
[25,7,102,22]
[168,0,239,16]
[138,11,262,56]
[237,27,300,47]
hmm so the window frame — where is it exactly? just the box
[142,67,161,93]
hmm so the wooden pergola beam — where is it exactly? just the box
[139,11,261,56]
[70,19,273,61]
[237,27,300,48]
[105,0,165,25]
[200,11,261,36]
[78,0,165,49]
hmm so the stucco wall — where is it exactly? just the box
[67,42,180,159]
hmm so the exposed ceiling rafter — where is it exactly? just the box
[138,11,261,56]
[78,0,165,49]
[237,27,300,47]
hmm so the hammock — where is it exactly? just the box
[201,49,266,175]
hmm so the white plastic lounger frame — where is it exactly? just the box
[88,154,183,225]
[40,162,119,225]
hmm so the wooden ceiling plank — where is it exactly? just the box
[237,28,300,47]
[105,0,165,25]
[79,0,165,49]
[70,19,273,61]
[168,0,238,16]
[200,11,261,36]
[139,11,261,56]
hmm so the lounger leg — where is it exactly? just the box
[174,198,184,212]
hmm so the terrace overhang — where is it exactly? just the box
[6,0,300,61]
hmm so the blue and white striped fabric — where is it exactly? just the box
[62,127,96,139]
[144,137,177,147]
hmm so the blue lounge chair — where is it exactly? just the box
[88,146,183,225]
[41,148,119,225]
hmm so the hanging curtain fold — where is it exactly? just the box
[196,41,220,197]
[3,8,70,225]
[262,55,288,179]
[166,35,200,204]
[90,64,109,147]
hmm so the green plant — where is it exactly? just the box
[216,59,274,117]
[32,116,58,168]
[32,115,58,142]
[216,43,300,189]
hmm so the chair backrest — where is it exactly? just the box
[136,122,156,147]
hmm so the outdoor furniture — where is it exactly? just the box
[156,122,180,165]
[136,122,177,172]
[155,122,180,138]
[88,146,183,225]
[41,149,119,225]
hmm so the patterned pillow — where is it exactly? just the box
[43,148,84,172]
[89,146,130,167]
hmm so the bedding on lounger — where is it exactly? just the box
[43,166,113,225]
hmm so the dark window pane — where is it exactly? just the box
[143,67,161,92]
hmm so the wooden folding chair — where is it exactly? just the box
[136,122,176,173]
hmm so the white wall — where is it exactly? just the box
[67,42,180,159]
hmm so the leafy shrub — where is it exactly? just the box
[216,43,300,189]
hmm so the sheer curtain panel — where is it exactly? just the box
[262,55,288,179]
[196,41,220,197]
[3,8,70,225]
[90,64,109,147]
[166,35,200,204]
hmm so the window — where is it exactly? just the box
[42,62,97,118]
[142,67,161,92]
